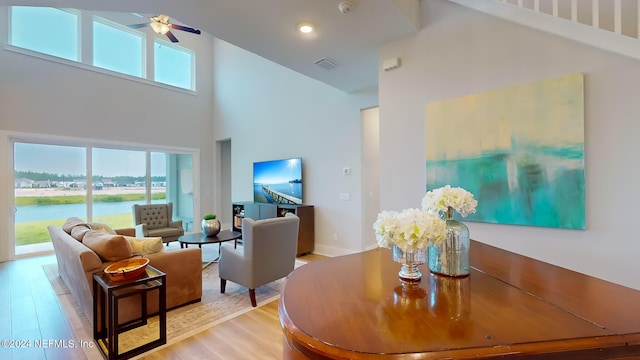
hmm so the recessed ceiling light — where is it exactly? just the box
[297,22,314,33]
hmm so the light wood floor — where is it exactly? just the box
[0,251,325,360]
[141,252,325,360]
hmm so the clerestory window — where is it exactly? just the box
[8,6,196,92]
[93,17,145,77]
[154,40,194,90]
[10,6,79,61]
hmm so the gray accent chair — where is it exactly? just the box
[132,202,185,245]
[219,213,300,307]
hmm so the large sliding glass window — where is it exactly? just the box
[166,153,195,231]
[151,152,168,201]
[13,141,195,255]
[91,148,148,228]
[93,18,145,77]
[10,6,79,61]
[14,143,86,252]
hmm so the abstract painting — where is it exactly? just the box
[425,73,585,229]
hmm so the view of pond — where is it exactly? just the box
[15,199,164,222]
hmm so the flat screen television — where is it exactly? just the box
[253,157,303,205]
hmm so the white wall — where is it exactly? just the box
[212,39,378,256]
[0,6,379,260]
[0,6,216,260]
[379,0,640,289]
[361,107,380,251]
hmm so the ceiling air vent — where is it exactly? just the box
[314,57,338,70]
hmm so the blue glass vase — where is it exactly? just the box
[428,207,470,277]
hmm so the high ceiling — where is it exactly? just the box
[3,0,421,93]
[8,0,633,92]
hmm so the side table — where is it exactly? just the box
[93,265,166,360]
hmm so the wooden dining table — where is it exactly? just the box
[279,241,640,359]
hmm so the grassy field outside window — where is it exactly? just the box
[15,192,165,246]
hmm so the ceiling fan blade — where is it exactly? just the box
[165,31,179,43]
[171,24,201,35]
[128,23,149,29]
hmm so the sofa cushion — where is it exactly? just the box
[82,230,133,262]
[70,226,91,241]
[124,236,164,256]
[62,217,89,234]
[88,222,117,235]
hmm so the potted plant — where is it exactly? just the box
[201,213,221,237]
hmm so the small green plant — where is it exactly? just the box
[203,214,217,220]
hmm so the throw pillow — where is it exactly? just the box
[70,226,91,241]
[124,236,164,256]
[62,217,89,234]
[88,222,117,235]
[82,230,133,262]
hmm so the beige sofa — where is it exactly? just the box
[48,217,202,327]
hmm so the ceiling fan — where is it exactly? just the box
[128,14,201,43]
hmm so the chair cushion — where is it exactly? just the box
[146,227,183,238]
[124,236,164,256]
[82,230,133,262]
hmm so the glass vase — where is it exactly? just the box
[392,244,427,282]
[429,206,470,277]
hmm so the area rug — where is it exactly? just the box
[44,245,306,359]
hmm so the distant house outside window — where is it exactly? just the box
[93,18,144,77]
[154,41,194,90]
[10,6,79,61]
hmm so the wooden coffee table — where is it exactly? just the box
[178,230,242,268]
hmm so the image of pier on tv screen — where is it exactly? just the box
[253,158,303,205]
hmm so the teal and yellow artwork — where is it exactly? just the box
[425,73,585,229]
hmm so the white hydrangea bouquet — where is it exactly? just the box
[421,185,478,217]
[373,208,446,253]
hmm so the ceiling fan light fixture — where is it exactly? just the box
[150,21,170,35]
[128,14,200,43]
[297,22,314,34]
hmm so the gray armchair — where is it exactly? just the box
[132,202,184,244]
[219,213,299,307]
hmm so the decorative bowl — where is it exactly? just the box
[202,218,221,237]
[104,258,150,281]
